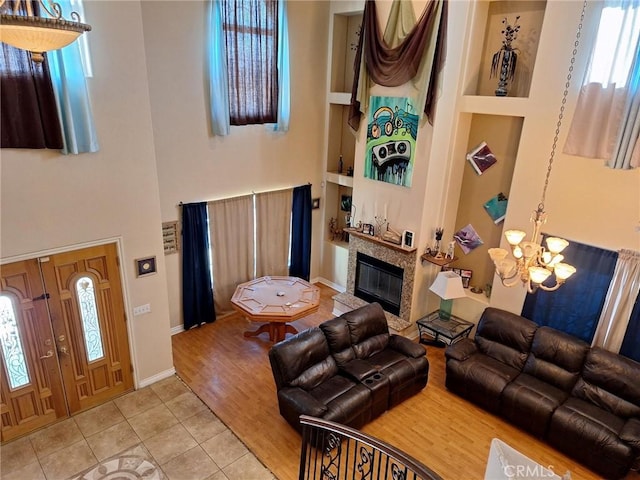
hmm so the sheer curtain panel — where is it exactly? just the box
[592,249,640,352]
[47,0,99,155]
[208,0,231,136]
[0,6,63,149]
[208,195,255,314]
[255,188,293,278]
[182,203,216,329]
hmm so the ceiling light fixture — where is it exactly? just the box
[0,0,91,63]
[488,1,587,294]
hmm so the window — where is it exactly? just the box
[222,0,278,125]
[76,277,105,362]
[564,1,640,169]
[585,3,640,88]
[208,0,289,135]
[0,295,30,389]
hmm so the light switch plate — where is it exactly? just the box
[133,304,151,316]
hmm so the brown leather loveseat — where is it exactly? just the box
[269,302,429,432]
[445,307,640,479]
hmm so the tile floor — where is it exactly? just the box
[0,376,275,480]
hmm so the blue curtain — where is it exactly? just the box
[47,0,99,154]
[620,292,640,362]
[522,239,618,342]
[182,203,216,329]
[273,0,290,132]
[289,184,312,280]
[208,0,289,135]
[208,0,231,136]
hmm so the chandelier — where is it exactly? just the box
[488,1,588,293]
[0,0,91,63]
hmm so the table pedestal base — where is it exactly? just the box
[244,322,298,343]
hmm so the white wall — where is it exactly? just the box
[0,1,174,385]
[140,0,330,329]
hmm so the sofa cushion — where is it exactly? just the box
[548,397,633,479]
[523,326,589,392]
[343,303,390,359]
[269,327,338,390]
[621,418,640,450]
[446,354,521,414]
[475,308,537,371]
[572,347,640,418]
[322,383,373,427]
[501,373,569,437]
[367,349,407,370]
[319,316,355,366]
[309,374,357,405]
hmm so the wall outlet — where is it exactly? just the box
[133,304,151,316]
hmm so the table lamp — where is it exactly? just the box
[429,271,466,320]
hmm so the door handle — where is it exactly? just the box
[40,350,54,359]
[58,346,69,355]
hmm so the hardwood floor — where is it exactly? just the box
[172,283,640,480]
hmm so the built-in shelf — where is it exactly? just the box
[420,254,457,267]
[465,289,490,306]
[459,96,528,116]
[325,171,354,187]
[328,92,351,105]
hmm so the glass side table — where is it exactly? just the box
[416,311,474,348]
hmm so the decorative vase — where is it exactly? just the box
[491,16,521,97]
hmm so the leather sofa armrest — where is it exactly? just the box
[278,387,328,418]
[445,338,478,362]
[389,335,426,359]
[621,418,640,450]
[339,359,379,381]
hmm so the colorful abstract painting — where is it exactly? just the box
[365,96,419,187]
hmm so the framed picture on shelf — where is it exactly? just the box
[460,269,472,288]
[362,223,374,235]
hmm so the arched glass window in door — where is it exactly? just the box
[0,295,30,389]
[76,277,105,362]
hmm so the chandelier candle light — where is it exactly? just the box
[0,0,91,62]
[488,1,587,293]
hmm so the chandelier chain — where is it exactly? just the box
[539,0,587,212]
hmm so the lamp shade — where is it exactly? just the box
[429,272,466,300]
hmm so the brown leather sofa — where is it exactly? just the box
[268,302,429,432]
[445,307,640,480]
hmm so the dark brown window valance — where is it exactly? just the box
[349,0,448,130]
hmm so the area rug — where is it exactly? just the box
[70,444,165,480]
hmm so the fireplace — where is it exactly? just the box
[354,252,404,315]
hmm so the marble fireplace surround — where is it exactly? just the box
[341,231,416,332]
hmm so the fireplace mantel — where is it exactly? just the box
[344,228,416,254]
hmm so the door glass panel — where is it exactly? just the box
[0,295,30,389]
[76,277,104,362]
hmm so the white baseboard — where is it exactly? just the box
[137,367,176,388]
[313,277,346,292]
[170,325,185,336]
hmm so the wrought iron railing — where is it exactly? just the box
[298,415,443,480]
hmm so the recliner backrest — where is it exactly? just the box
[572,347,640,418]
[319,316,356,366]
[343,303,390,359]
[268,327,338,391]
[523,326,589,391]
[476,308,538,371]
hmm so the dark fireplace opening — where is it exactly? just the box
[354,252,404,315]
